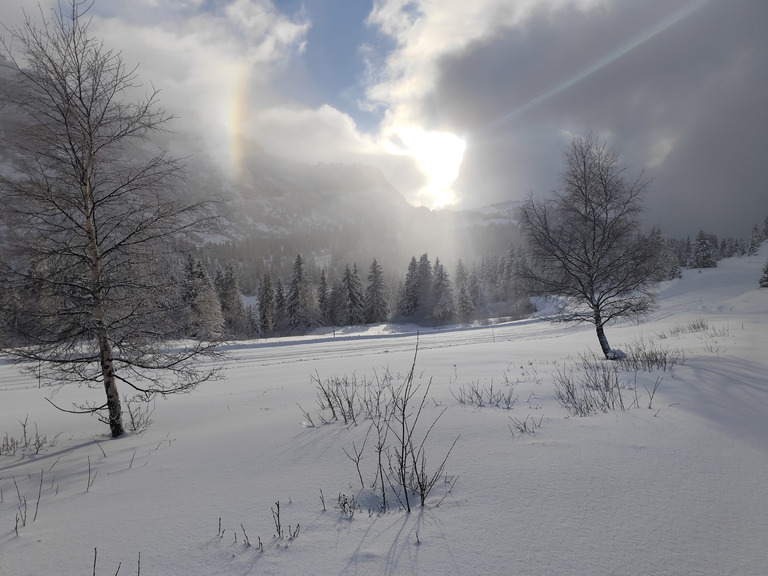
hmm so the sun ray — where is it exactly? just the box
[478,0,709,134]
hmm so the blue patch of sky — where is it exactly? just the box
[273,0,393,134]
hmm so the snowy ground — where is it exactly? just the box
[1,248,767,576]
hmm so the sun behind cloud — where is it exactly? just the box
[385,127,466,208]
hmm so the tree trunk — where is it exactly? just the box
[84,181,124,437]
[99,330,124,437]
[593,306,612,359]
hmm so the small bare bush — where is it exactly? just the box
[338,493,359,519]
[123,395,155,434]
[664,318,709,338]
[554,356,631,416]
[387,344,459,511]
[1,433,20,456]
[617,336,683,372]
[312,372,361,425]
[450,378,517,409]
[303,339,458,512]
[1,416,59,456]
[508,414,543,436]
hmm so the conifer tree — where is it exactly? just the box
[273,279,288,332]
[501,244,518,301]
[213,266,224,298]
[683,236,692,267]
[431,258,455,325]
[342,264,366,325]
[748,225,761,256]
[692,230,718,268]
[257,271,275,334]
[182,256,224,340]
[657,239,682,280]
[317,269,330,326]
[218,263,247,336]
[364,259,389,324]
[760,259,768,288]
[455,259,474,323]
[329,278,346,326]
[721,238,736,259]
[468,265,485,311]
[416,254,433,319]
[398,256,419,318]
[286,254,318,330]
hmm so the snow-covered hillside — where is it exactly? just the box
[1,249,766,575]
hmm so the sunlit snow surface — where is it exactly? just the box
[1,247,766,575]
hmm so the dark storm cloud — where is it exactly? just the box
[429,0,768,237]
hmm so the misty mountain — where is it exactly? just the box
[178,133,523,289]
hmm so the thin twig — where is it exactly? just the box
[33,469,43,522]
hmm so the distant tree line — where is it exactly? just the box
[664,216,768,271]
[179,242,535,339]
[181,211,768,341]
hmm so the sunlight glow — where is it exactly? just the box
[387,127,467,208]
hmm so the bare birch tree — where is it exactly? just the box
[0,0,219,436]
[519,133,663,359]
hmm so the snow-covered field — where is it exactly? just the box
[1,249,766,576]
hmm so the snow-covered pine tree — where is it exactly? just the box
[480,255,504,304]
[692,230,718,268]
[657,239,682,280]
[468,265,485,311]
[182,256,224,340]
[721,237,736,259]
[342,264,366,325]
[683,236,692,267]
[416,253,433,320]
[431,258,455,325]
[501,244,518,302]
[286,254,318,330]
[760,259,768,288]
[213,265,224,298]
[273,279,288,332]
[257,271,275,334]
[748,225,761,256]
[398,256,419,318]
[328,278,346,326]
[455,259,474,323]
[218,263,248,336]
[364,259,389,324]
[317,269,330,326]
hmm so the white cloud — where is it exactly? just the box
[246,103,426,196]
[366,0,612,126]
[251,104,377,160]
[84,1,310,169]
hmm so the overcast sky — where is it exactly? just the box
[3,0,766,237]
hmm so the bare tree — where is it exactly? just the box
[519,133,663,359]
[0,1,220,436]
